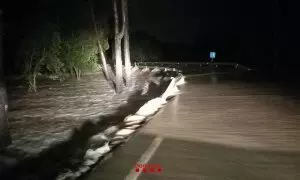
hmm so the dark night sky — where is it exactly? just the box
[129,0,275,45]
[126,0,291,67]
[0,0,292,69]
[0,0,289,47]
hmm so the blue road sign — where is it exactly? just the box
[210,52,216,59]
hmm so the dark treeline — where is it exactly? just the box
[3,0,110,74]
[1,0,117,91]
[1,0,292,79]
[2,0,113,75]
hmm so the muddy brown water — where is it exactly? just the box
[4,71,168,154]
[2,66,300,180]
[0,70,174,180]
[143,72,300,152]
[83,70,300,180]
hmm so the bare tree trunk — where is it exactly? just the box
[123,0,132,87]
[32,73,37,92]
[113,0,125,93]
[74,67,81,80]
[88,0,110,80]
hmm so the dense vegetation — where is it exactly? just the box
[2,0,113,91]
[2,0,169,92]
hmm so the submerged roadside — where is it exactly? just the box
[0,67,184,180]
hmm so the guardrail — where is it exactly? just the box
[135,61,254,72]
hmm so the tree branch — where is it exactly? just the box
[119,0,126,38]
[113,0,119,36]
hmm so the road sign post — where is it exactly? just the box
[210,52,216,63]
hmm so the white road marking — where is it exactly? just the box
[125,137,164,180]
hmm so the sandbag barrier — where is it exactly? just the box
[55,67,186,180]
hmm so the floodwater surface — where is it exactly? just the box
[143,72,300,151]
[85,71,300,180]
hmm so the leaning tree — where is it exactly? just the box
[88,0,115,88]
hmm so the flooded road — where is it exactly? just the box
[143,73,300,151]
[85,72,300,180]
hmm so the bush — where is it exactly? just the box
[23,48,46,92]
[20,23,59,91]
[20,26,108,91]
[44,31,65,80]
[61,32,102,80]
